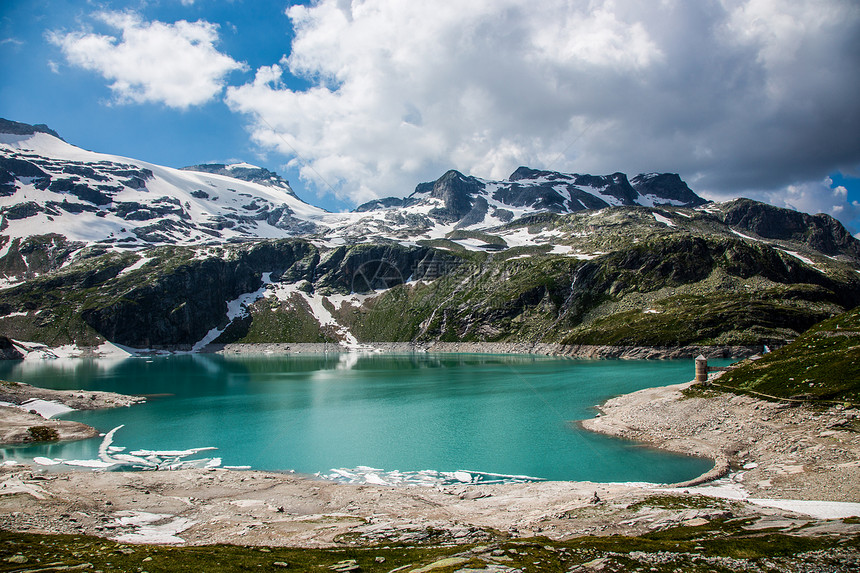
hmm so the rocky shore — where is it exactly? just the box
[0,381,144,444]
[582,375,860,502]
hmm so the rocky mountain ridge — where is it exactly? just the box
[0,119,858,352]
[1,119,710,251]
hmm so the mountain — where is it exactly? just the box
[0,119,859,353]
[1,119,708,250]
[351,167,706,232]
[0,123,326,248]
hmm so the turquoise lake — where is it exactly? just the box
[0,353,718,484]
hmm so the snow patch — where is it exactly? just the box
[730,229,762,242]
[118,255,152,276]
[18,399,74,419]
[777,249,817,267]
[0,399,74,419]
[112,511,195,544]
[192,273,272,351]
[652,212,676,227]
[659,475,860,519]
[746,499,860,520]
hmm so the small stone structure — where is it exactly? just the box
[695,355,732,383]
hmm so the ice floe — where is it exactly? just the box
[318,466,544,487]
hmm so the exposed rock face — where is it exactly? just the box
[630,173,706,206]
[0,234,86,279]
[0,118,63,140]
[67,242,460,347]
[723,198,860,258]
[79,242,312,348]
[181,163,299,199]
[364,166,711,229]
[0,336,22,360]
[354,196,414,212]
[413,169,486,223]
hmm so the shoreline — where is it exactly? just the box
[0,361,857,548]
[0,381,144,445]
[208,341,762,359]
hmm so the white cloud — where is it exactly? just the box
[770,180,860,225]
[225,0,860,218]
[49,11,245,109]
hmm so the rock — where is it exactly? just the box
[683,517,710,527]
[374,556,385,563]
[459,490,490,500]
[578,557,608,570]
[409,557,470,572]
[6,555,27,563]
[329,560,361,572]
[273,562,290,568]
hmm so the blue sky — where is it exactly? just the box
[1,0,859,231]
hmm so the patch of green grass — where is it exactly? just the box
[626,494,733,512]
[26,426,59,442]
[561,290,836,347]
[714,305,860,403]
[237,297,327,343]
[0,524,855,573]
[0,531,464,573]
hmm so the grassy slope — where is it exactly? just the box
[713,305,860,403]
[1,518,855,573]
[1,207,859,349]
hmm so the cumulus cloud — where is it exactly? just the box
[49,11,245,109]
[225,0,860,216]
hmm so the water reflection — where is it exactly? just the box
[0,353,720,483]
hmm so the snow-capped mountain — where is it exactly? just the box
[0,118,708,249]
[357,167,705,220]
[3,120,860,354]
[0,119,326,246]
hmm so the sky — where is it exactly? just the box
[1,0,859,233]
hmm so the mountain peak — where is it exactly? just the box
[181,163,297,197]
[0,118,63,141]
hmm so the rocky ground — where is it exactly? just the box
[582,376,860,502]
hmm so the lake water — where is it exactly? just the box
[0,353,717,484]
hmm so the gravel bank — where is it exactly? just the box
[207,341,760,359]
[582,377,860,501]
